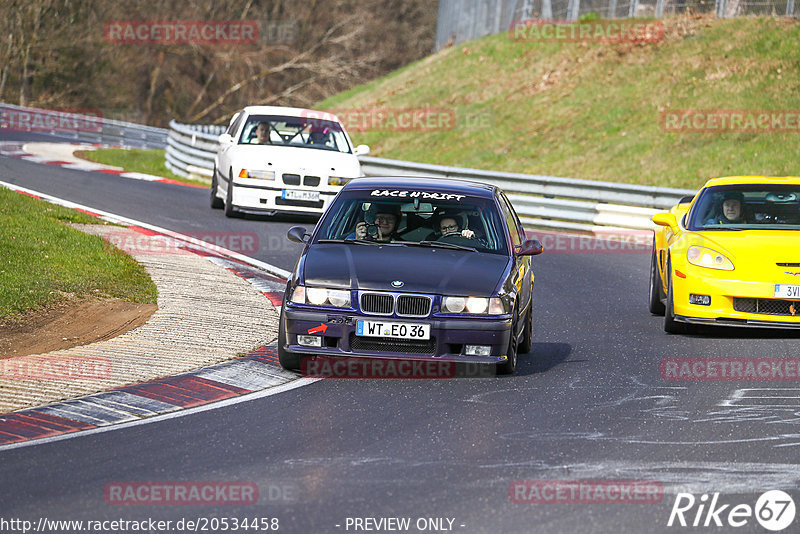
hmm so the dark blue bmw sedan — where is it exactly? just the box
[279,177,543,375]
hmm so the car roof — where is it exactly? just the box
[241,106,341,123]
[342,176,499,198]
[702,176,800,188]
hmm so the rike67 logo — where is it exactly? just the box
[668,490,796,531]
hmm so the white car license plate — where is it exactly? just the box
[282,189,320,202]
[356,320,430,340]
[775,284,800,299]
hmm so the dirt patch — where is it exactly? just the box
[0,297,157,358]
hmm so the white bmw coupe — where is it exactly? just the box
[211,105,369,217]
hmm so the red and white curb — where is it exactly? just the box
[0,181,305,449]
[0,141,205,189]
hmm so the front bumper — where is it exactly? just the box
[231,180,339,215]
[282,305,513,364]
[671,268,800,328]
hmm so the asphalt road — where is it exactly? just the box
[2,137,800,533]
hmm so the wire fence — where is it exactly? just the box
[436,0,798,49]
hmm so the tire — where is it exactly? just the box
[210,166,224,209]
[648,248,666,315]
[224,169,238,218]
[664,260,691,335]
[277,310,301,371]
[518,300,532,355]
[497,308,519,375]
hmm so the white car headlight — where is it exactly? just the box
[687,245,734,270]
[238,169,275,180]
[291,285,351,307]
[443,296,505,315]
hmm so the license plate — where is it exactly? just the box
[282,189,320,202]
[774,284,800,298]
[356,320,430,340]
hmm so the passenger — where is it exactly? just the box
[352,204,402,242]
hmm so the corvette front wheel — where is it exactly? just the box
[664,261,692,335]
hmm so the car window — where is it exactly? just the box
[227,112,243,136]
[237,114,352,154]
[314,189,509,255]
[687,184,800,231]
[498,193,521,247]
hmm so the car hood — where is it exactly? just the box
[229,145,361,176]
[302,244,510,295]
[693,231,800,263]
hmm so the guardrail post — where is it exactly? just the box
[567,0,581,20]
[628,0,638,17]
[787,0,796,16]
[655,0,665,17]
[542,0,553,19]
[608,0,618,17]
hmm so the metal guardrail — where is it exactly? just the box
[0,105,694,232]
[0,103,168,149]
[166,120,694,231]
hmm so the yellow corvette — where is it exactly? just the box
[650,176,800,333]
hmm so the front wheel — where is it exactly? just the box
[224,169,239,218]
[518,301,532,355]
[277,311,301,371]
[497,309,519,375]
[648,248,666,315]
[210,166,224,209]
[664,261,692,335]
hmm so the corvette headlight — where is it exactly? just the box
[442,296,505,315]
[687,246,734,270]
[291,285,350,307]
[238,169,275,180]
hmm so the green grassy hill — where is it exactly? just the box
[319,15,800,190]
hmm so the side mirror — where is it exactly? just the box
[287,226,309,243]
[517,239,543,256]
[218,133,233,144]
[652,212,679,233]
[354,144,370,156]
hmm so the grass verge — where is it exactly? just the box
[318,14,800,190]
[76,148,210,187]
[0,187,158,320]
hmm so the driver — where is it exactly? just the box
[251,121,270,144]
[706,191,745,224]
[438,215,476,240]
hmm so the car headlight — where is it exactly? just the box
[238,169,275,180]
[291,285,350,307]
[687,246,734,270]
[328,176,352,186]
[442,296,505,315]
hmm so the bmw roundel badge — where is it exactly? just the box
[391,280,404,288]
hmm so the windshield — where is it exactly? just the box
[687,184,800,231]
[315,189,509,254]
[238,114,352,153]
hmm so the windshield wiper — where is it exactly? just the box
[407,240,478,252]
[318,238,382,245]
